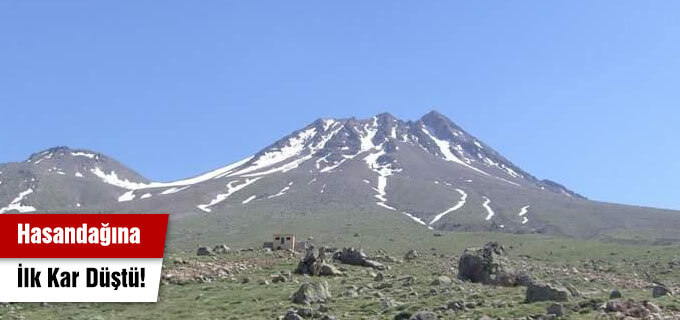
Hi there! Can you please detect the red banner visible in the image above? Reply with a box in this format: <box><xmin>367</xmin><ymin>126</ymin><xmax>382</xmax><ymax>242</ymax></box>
<box><xmin>0</xmin><ymin>214</ymin><xmax>168</xmax><ymax>258</ymax></box>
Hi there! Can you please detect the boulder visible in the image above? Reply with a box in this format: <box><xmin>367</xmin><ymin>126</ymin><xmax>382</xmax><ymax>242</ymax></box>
<box><xmin>292</xmin><ymin>281</ymin><xmax>332</xmax><ymax>305</ymax></box>
<box><xmin>457</xmin><ymin>242</ymin><xmax>522</xmax><ymax>287</ymax></box>
<box><xmin>652</xmin><ymin>284</ymin><xmax>673</xmax><ymax>298</ymax></box>
<box><xmin>404</xmin><ymin>250</ymin><xmax>419</xmax><ymax>261</ymax></box>
<box><xmin>295</xmin><ymin>246</ymin><xmax>344</xmax><ymax>277</ymax></box>
<box><xmin>409</xmin><ymin>311</ymin><xmax>437</xmax><ymax>320</ymax></box>
<box><xmin>546</xmin><ymin>303</ymin><xmax>565</xmax><ymax>317</ymax></box>
<box><xmin>196</xmin><ymin>246</ymin><xmax>213</xmax><ymax>256</ymax></box>
<box><xmin>604</xmin><ymin>300</ymin><xmax>652</xmax><ymax>318</ymax></box>
<box><xmin>333</xmin><ymin>248</ymin><xmax>386</xmax><ymax>270</ymax></box>
<box><xmin>212</xmin><ymin>244</ymin><xmax>230</xmax><ymax>254</ymax></box>
<box><xmin>283</xmin><ymin>311</ymin><xmax>304</xmax><ymax>320</ymax></box>
<box><xmin>525</xmin><ymin>281</ymin><xmax>572</xmax><ymax>303</ymax></box>
<box><xmin>610</xmin><ymin>289</ymin><xmax>622</xmax><ymax>299</ymax></box>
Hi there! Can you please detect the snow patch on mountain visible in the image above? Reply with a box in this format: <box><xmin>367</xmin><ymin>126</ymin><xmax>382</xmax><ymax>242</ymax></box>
<box><xmin>268</xmin><ymin>182</ymin><xmax>293</xmax><ymax>199</ymax></box>
<box><xmin>482</xmin><ymin>197</ymin><xmax>495</xmax><ymax>221</ymax></box>
<box><xmin>118</xmin><ymin>190</ymin><xmax>136</xmax><ymax>202</ymax></box>
<box><xmin>0</xmin><ymin>188</ymin><xmax>36</xmax><ymax>214</ymax></box>
<box><xmin>71</xmin><ymin>151</ymin><xmax>97</xmax><ymax>159</ymax></box>
<box><xmin>161</xmin><ymin>186</ymin><xmax>190</xmax><ymax>195</ymax></box>
<box><xmin>242</xmin><ymin>195</ymin><xmax>256</xmax><ymax>204</ymax></box>
<box><xmin>429</xmin><ymin>188</ymin><xmax>467</xmax><ymax>225</ymax></box>
<box><xmin>197</xmin><ymin>177</ymin><xmax>262</xmax><ymax>213</ymax></box>
<box><xmin>519</xmin><ymin>205</ymin><xmax>530</xmax><ymax>224</ymax></box>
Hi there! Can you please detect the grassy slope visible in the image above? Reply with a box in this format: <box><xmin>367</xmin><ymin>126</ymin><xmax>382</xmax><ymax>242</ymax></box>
<box><xmin>3</xmin><ymin>210</ymin><xmax>679</xmax><ymax>319</ymax></box>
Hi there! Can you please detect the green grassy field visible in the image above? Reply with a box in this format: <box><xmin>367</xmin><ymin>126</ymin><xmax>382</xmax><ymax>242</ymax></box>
<box><xmin>3</xmin><ymin>210</ymin><xmax>679</xmax><ymax>319</ymax></box>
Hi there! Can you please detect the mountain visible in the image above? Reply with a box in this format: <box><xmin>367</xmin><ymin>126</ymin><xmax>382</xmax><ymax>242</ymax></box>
<box><xmin>1</xmin><ymin>111</ymin><xmax>679</xmax><ymax>242</ymax></box>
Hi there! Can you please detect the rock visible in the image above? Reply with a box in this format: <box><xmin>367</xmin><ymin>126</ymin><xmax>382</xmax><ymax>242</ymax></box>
<box><xmin>652</xmin><ymin>284</ymin><xmax>673</xmax><ymax>298</ymax></box>
<box><xmin>272</xmin><ymin>274</ymin><xmax>287</xmax><ymax>283</ymax></box>
<box><xmin>457</xmin><ymin>242</ymin><xmax>522</xmax><ymax>287</ymax></box>
<box><xmin>295</xmin><ymin>246</ymin><xmax>344</xmax><ymax>277</ymax></box>
<box><xmin>604</xmin><ymin>300</ymin><xmax>651</xmax><ymax>318</ymax></box>
<box><xmin>546</xmin><ymin>303</ymin><xmax>565</xmax><ymax>316</ymax></box>
<box><xmin>394</xmin><ymin>311</ymin><xmax>412</xmax><ymax>320</ymax></box>
<box><xmin>196</xmin><ymin>246</ymin><xmax>213</xmax><ymax>256</ymax></box>
<box><xmin>610</xmin><ymin>289</ymin><xmax>622</xmax><ymax>299</ymax></box>
<box><xmin>283</xmin><ymin>311</ymin><xmax>304</xmax><ymax>320</ymax></box>
<box><xmin>446</xmin><ymin>300</ymin><xmax>465</xmax><ymax>311</ymax></box>
<box><xmin>333</xmin><ymin>247</ymin><xmax>386</xmax><ymax>270</ymax></box>
<box><xmin>320</xmin><ymin>316</ymin><xmax>336</xmax><ymax>320</ymax></box>
<box><xmin>297</xmin><ymin>307</ymin><xmax>314</xmax><ymax>318</ymax></box>
<box><xmin>292</xmin><ymin>281</ymin><xmax>332</xmax><ymax>305</ymax></box>
<box><xmin>644</xmin><ymin>301</ymin><xmax>662</xmax><ymax>314</ymax></box>
<box><xmin>525</xmin><ymin>281</ymin><xmax>572</xmax><ymax>303</ymax></box>
<box><xmin>375</xmin><ymin>272</ymin><xmax>385</xmax><ymax>282</ymax></box>
<box><xmin>404</xmin><ymin>250</ymin><xmax>419</xmax><ymax>261</ymax></box>
<box><xmin>410</xmin><ymin>311</ymin><xmax>437</xmax><ymax>320</ymax></box>
<box><xmin>431</xmin><ymin>276</ymin><xmax>452</xmax><ymax>286</ymax></box>
<box><xmin>258</xmin><ymin>279</ymin><xmax>270</xmax><ymax>285</ymax></box>
<box><xmin>213</xmin><ymin>244</ymin><xmax>230</xmax><ymax>254</ymax></box>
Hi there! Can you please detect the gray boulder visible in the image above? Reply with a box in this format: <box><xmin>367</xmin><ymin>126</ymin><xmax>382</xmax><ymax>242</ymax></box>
<box><xmin>525</xmin><ymin>281</ymin><xmax>572</xmax><ymax>303</ymax></box>
<box><xmin>652</xmin><ymin>284</ymin><xmax>673</xmax><ymax>298</ymax></box>
<box><xmin>283</xmin><ymin>311</ymin><xmax>304</xmax><ymax>320</ymax></box>
<box><xmin>546</xmin><ymin>303</ymin><xmax>565</xmax><ymax>316</ymax></box>
<box><xmin>333</xmin><ymin>247</ymin><xmax>386</xmax><ymax>270</ymax></box>
<box><xmin>292</xmin><ymin>281</ymin><xmax>332</xmax><ymax>305</ymax></box>
<box><xmin>212</xmin><ymin>244</ymin><xmax>230</xmax><ymax>254</ymax></box>
<box><xmin>410</xmin><ymin>311</ymin><xmax>437</xmax><ymax>320</ymax></box>
<box><xmin>196</xmin><ymin>246</ymin><xmax>213</xmax><ymax>256</ymax></box>
<box><xmin>295</xmin><ymin>246</ymin><xmax>343</xmax><ymax>277</ymax></box>
<box><xmin>404</xmin><ymin>249</ymin><xmax>419</xmax><ymax>261</ymax></box>
<box><xmin>457</xmin><ymin>242</ymin><xmax>522</xmax><ymax>287</ymax></box>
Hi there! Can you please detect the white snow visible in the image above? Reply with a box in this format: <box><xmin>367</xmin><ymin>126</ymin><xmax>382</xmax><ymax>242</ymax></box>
<box><xmin>359</xmin><ymin>117</ymin><xmax>378</xmax><ymax>151</ymax></box>
<box><xmin>91</xmin><ymin>167</ymin><xmax>148</xmax><ymax>190</ymax></box>
<box><xmin>118</xmin><ymin>190</ymin><xmax>136</xmax><ymax>202</ymax></box>
<box><xmin>232</xmin><ymin>123</ymin><xmax>342</xmax><ymax>177</ymax></box>
<box><xmin>75</xmin><ymin>172</ymin><xmax>83</xmax><ymax>177</ymax></box>
<box><xmin>92</xmin><ymin>156</ymin><xmax>255</xmax><ymax>193</ymax></box>
<box><xmin>519</xmin><ymin>205</ymin><xmax>530</xmax><ymax>224</ymax></box>
<box><xmin>242</xmin><ymin>195</ymin><xmax>256</xmax><ymax>204</ymax></box>
<box><xmin>71</xmin><ymin>151</ymin><xmax>96</xmax><ymax>159</ymax></box>
<box><xmin>363</xmin><ymin>179</ymin><xmax>370</xmax><ymax>184</ymax></box>
<box><xmin>56</xmin><ymin>171</ymin><xmax>66</xmax><ymax>175</ymax></box>
<box><xmin>140</xmin><ymin>193</ymin><xmax>152</xmax><ymax>199</ymax></box>
<box><xmin>0</xmin><ymin>188</ymin><xmax>36</xmax><ymax>214</ymax></box>
<box><xmin>268</xmin><ymin>182</ymin><xmax>293</xmax><ymax>199</ymax></box>
<box><xmin>319</xmin><ymin>159</ymin><xmax>346</xmax><ymax>173</ymax></box>
<box><xmin>76</xmin><ymin>203</ymin><xmax>81</xmax><ymax>207</ymax></box>
<box><xmin>160</xmin><ymin>186</ymin><xmax>190</xmax><ymax>195</ymax></box>
<box><xmin>400</xmin><ymin>211</ymin><xmax>433</xmax><ymax>230</ymax></box>
<box><xmin>434</xmin><ymin>181</ymin><xmax>439</xmax><ymax>184</ymax></box>
<box><xmin>421</xmin><ymin>127</ymin><xmax>492</xmax><ymax>177</ymax></box>
<box><xmin>518</xmin><ymin>205</ymin><xmax>530</xmax><ymax>216</ymax></box>
<box><xmin>231</xmin><ymin>128</ymin><xmax>318</xmax><ymax>176</ymax></box>
<box><xmin>482</xmin><ymin>197</ymin><xmax>495</xmax><ymax>221</ymax></box>
<box><xmin>197</xmin><ymin>177</ymin><xmax>262</xmax><ymax>212</ymax></box>
<box><xmin>474</xmin><ymin>141</ymin><xmax>484</xmax><ymax>149</ymax></box>
<box><xmin>429</xmin><ymin>188</ymin><xmax>467</xmax><ymax>225</ymax></box>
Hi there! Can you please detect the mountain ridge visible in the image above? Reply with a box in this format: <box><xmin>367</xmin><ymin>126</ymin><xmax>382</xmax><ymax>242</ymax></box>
<box><xmin>1</xmin><ymin>111</ymin><xmax>678</xmax><ymax>242</ymax></box>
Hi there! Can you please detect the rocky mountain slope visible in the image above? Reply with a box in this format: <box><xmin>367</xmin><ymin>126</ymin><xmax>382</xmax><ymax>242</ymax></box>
<box><xmin>1</xmin><ymin>111</ymin><xmax>678</xmax><ymax>241</ymax></box>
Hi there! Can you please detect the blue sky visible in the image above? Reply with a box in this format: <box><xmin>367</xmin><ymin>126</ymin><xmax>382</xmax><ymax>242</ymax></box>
<box><xmin>1</xmin><ymin>1</ymin><xmax>679</xmax><ymax>210</ymax></box>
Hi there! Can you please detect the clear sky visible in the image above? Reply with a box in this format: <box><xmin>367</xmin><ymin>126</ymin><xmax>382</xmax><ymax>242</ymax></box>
<box><xmin>1</xmin><ymin>1</ymin><xmax>679</xmax><ymax>210</ymax></box>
